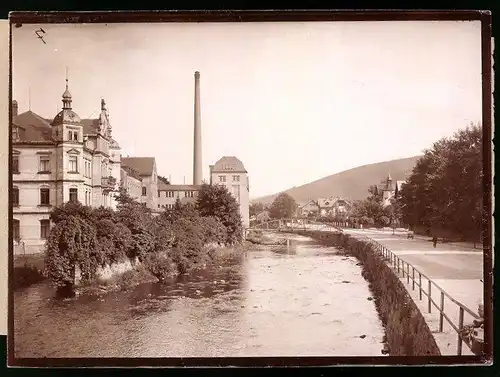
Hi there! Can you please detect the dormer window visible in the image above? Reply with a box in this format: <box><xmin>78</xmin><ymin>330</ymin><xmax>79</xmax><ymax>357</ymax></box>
<box><xmin>68</xmin><ymin>130</ymin><xmax>78</xmax><ymax>141</ymax></box>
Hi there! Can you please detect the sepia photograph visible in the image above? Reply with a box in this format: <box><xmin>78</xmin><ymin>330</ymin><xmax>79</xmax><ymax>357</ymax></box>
<box><xmin>9</xmin><ymin>11</ymin><xmax>492</xmax><ymax>366</ymax></box>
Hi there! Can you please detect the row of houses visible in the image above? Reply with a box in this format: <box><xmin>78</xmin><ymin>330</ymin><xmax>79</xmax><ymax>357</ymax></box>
<box><xmin>297</xmin><ymin>196</ymin><xmax>352</xmax><ymax>218</ymax></box>
<box><xmin>296</xmin><ymin>174</ymin><xmax>405</xmax><ymax>218</ymax></box>
<box><xmin>12</xmin><ymin>78</ymin><xmax>250</xmax><ymax>254</ymax></box>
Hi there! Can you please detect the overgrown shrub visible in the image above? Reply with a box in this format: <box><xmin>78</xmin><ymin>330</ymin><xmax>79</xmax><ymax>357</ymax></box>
<box><xmin>45</xmin><ymin>216</ymin><xmax>98</xmax><ymax>287</ymax></box>
<box><xmin>196</xmin><ymin>183</ymin><xmax>243</xmax><ymax>244</ymax></box>
<box><xmin>198</xmin><ymin>216</ymin><xmax>227</xmax><ymax>245</ymax></box>
<box><xmin>142</xmin><ymin>252</ymin><xmax>176</xmax><ymax>282</ymax></box>
<box><xmin>45</xmin><ymin>181</ymin><xmax>245</xmax><ymax>290</ymax></box>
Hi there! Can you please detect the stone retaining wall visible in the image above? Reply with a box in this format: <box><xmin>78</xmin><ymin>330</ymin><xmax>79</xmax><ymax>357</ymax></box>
<box><xmin>295</xmin><ymin>230</ymin><xmax>441</xmax><ymax>356</ymax></box>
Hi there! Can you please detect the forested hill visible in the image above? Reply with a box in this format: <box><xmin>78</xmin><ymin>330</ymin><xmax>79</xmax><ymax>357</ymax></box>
<box><xmin>252</xmin><ymin>156</ymin><xmax>421</xmax><ymax>205</ymax></box>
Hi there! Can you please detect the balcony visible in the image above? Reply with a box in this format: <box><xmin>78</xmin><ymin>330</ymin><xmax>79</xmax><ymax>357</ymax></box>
<box><xmin>101</xmin><ymin>176</ymin><xmax>117</xmax><ymax>194</ymax></box>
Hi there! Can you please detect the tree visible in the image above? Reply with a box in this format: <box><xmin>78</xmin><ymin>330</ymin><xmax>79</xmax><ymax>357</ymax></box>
<box><xmin>115</xmin><ymin>192</ymin><xmax>156</xmax><ymax>260</ymax></box>
<box><xmin>114</xmin><ymin>185</ymin><xmax>137</xmax><ymax>207</ymax></box>
<box><xmin>196</xmin><ymin>183</ymin><xmax>243</xmax><ymax>244</ymax></box>
<box><xmin>399</xmin><ymin>123</ymin><xmax>482</xmax><ymax>242</ymax></box>
<box><xmin>50</xmin><ymin>201</ymin><xmax>95</xmax><ymax>224</ymax></box>
<box><xmin>269</xmin><ymin>193</ymin><xmax>297</xmax><ymax>219</ymax></box>
<box><xmin>250</xmin><ymin>202</ymin><xmax>266</xmax><ymax>218</ymax></box>
<box><xmin>158</xmin><ymin>175</ymin><xmax>171</xmax><ymax>185</ymax></box>
<box><xmin>45</xmin><ymin>216</ymin><xmax>98</xmax><ymax>287</ymax></box>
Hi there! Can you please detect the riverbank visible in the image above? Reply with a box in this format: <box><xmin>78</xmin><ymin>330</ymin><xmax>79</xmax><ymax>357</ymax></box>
<box><xmin>246</xmin><ymin>230</ymin><xmax>288</xmax><ymax>246</ymax></box>
<box><xmin>294</xmin><ymin>230</ymin><xmax>441</xmax><ymax>356</ymax></box>
<box><xmin>15</xmin><ymin>241</ymin><xmax>257</xmax><ymax>296</ymax></box>
<box><xmin>14</xmin><ymin>231</ymin><xmax>387</xmax><ymax>358</ymax></box>
<box><xmin>13</xmin><ymin>254</ymin><xmax>46</xmax><ymax>290</ymax></box>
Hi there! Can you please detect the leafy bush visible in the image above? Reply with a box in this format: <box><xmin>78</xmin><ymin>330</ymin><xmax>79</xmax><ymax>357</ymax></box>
<box><xmin>142</xmin><ymin>252</ymin><xmax>176</xmax><ymax>282</ymax></box>
<box><xmin>45</xmin><ymin>179</ymin><xmax>246</xmax><ymax>290</ymax></box>
<box><xmin>198</xmin><ymin>216</ymin><xmax>227</xmax><ymax>245</ymax></box>
<box><xmin>196</xmin><ymin>183</ymin><xmax>243</xmax><ymax>244</ymax></box>
<box><xmin>45</xmin><ymin>216</ymin><xmax>98</xmax><ymax>287</ymax></box>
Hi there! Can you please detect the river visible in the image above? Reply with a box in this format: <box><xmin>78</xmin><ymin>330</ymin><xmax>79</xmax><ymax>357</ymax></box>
<box><xmin>14</xmin><ymin>233</ymin><xmax>386</xmax><ymax>358</ymax></box>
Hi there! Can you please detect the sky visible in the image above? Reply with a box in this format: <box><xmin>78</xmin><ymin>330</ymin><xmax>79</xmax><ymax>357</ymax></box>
<box><xmin>12</xmin><ymin>21</ymin><xmax>483</xmax><ymax>198</ymax></box>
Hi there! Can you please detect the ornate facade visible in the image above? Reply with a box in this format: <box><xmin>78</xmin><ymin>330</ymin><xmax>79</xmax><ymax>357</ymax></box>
<box><xmin>12</xmin><ymin>78</ymin><xmax>122</xmax><ymax>254</ymax></box>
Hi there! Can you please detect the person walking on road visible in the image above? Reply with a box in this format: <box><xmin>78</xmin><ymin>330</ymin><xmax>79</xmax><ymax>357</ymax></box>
<box><xmin>432</xmin><ymin>235</ymin><xmax>438</xmax><ymax>248</ymax></box>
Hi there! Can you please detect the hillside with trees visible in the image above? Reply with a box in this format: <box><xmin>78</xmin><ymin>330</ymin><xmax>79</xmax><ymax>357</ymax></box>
<box><xmin>252</xmin><ymin>156</ymin><xmax>421</xmax><ymax>205</ymax></box>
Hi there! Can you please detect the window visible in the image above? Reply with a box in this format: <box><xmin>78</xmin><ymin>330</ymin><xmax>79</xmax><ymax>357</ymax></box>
<box><xmin>12</xmin><ymin>155</ymin><xmax>19</xmax><ymax>174</ymax></box>
<box><xmin>158</xmin><ymin>190</ymin><xmax>161</xmax><ymax>198</ymax></box>
<box><xmin>142</xmin><ymin>187</ymin><xmax>147</xmax><ymax>196</ymax></box>
<box><xmin>232</xmin><ymin>185</ymin><xmax>240</xmax><ymax>202</ymax></box>
<box><xmin>40</xmin><ymin>220</ymin><xmax>50</xmax><ymax>240</ymax></box>
<box><xmin>84</xmin><ymin>160</ymin><xmax>92</xmax><ymax>178</ymax></box>
<box><xmin>12</xmin><ymin>127</ymin><xmax>19</xmax><ymax>140</ymax></box>
<box><xmin>68</xmin><ymin>130</ymin><xmax>78</xmax><ymax>141</ymax></box>
<box><xmin>68</xmin><ymin>156</ymin><xmax>78</xmax><ymax>173</ymax></box>
<box><xmin>219</xmin><ymin>175</ymin><xmax>226</xmax><ymax>183</ymax></box>
<box><xmin>167</xmin><ymin>191</ymin><xmax>174</xmax><ymax>198</ymax></box>
<box><xmin>12</xmin><ymin>187</ymin><xmax>19</xmax><ymax>207</ymax></box>
<box><xmin>233</xmin><ymin>175</ymin><xmax>240</xmax><ymax>182</ymax></box>
<box><xmin>185</xmin><ymin>191</ymin><xmax>194</xmax><ymax>198</ymax></box>
<box><xmin>158</xmin><ymin>204</ymin><xmax>161</xmax><ymax>208</ymax></box>
<box><xmin>40</xmin><ymin>188</ymin><xmax>50</xmax><ymax>206</ymax></box>
<box><xmin>13</xmin><ymin>219</ymin><xmax>20</xmax><ymax>242</ymax></box>
<box><xmin>39</xmin><ymin>156</ymin><xmax>50</xmax><ymax>173</ymax></box>
<box><xmin>69</xmin><ymin>188</ymin><xmax>78</xmax><ymax>203</ymax></box>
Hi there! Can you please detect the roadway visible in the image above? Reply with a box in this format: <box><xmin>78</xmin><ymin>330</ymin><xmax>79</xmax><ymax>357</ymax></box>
<box><xmin>343</xmin><ymin>228</ymin><xmax>484</xmax><ymax>355</ymax></box>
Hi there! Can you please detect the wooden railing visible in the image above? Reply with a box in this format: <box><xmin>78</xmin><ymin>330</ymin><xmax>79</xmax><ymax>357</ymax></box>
<box><xmin>355</xmin><ymin>234</ymin><xmax>481</xmax><ymax>356</ymax></box>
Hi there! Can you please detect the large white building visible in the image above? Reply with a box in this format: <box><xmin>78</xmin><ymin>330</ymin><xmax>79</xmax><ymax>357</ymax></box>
<box><xmin>12</xmin><ymin>72</ymin><xmax>251</xmax><ymax>254</ymax></box>
<box><xmin>209</xmin><ymin>156</ymin><xmax>250</xmax><ymax>229</ymax></box>
<box><xmin>12</xmin><ymin>78</ymin><xmax>124</xmax><ymax>254</ymax></box>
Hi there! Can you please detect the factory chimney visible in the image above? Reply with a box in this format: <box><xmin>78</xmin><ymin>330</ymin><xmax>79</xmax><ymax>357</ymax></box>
<box><xmin>193</xmin><ymin>71</ymin><xmax>202</xmax><ymax>185</ymax></box>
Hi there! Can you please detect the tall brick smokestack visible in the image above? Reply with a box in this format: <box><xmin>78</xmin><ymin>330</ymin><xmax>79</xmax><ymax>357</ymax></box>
<box><xmin>193</xmin><ymin>71</ymin><xmax>202</xmax><ymax>185</ymax></box>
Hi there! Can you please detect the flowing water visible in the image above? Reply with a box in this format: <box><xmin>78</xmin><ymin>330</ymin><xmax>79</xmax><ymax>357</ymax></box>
<box><xmin>14</xmin><ymin>233</ymin><xmax>385</xmax><ymax>358</ymax></box>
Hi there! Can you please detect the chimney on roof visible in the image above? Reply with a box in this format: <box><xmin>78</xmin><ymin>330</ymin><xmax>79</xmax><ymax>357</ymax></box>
<box><xmin>12</xmin><ymin>100</ymin><xmax>18</xmax><ymax>117</ymax></box>
<box><xmin>193</xmin><ymin>71</ymin><xmax>202</xmax><ymax>185</ymax></box>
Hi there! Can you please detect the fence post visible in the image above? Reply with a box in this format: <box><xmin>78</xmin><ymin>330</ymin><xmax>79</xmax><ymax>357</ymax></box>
<box><xmin>406</xmin><ymin>263</ymin><xmax>410</xmax><ymax>284</ymax></box>
<box><xmin>402</xmin><ymin>261</ymin><xmax>405</xmax><ymax>277</ymax></box>
<box><xmin>457</xmin><ymin>307</ymin><xmax>464</xmax><ymax>355</ymax></box>
<box><xmin>397</xmin><ymin>258</ymin><xmax>400</xmax><ymax>274</ymax></box>
<box><xmin>419</xmin><ymin>273</ymin><xmax>422</xmax><ymax>300</ymax></box>
<box><xmin>428</xmin><ymin>280</ymin><xmax>432</xmax><ymax>313</ymax></box>
<box><xmin>439</xmin><ymin>292</ymin><xmax>445</xmax><ymax>332</ymax></box>
<box><xmin>412</xmin><ymin>267</ymin><xmax>415</xmax><ymax>290</ymax></box>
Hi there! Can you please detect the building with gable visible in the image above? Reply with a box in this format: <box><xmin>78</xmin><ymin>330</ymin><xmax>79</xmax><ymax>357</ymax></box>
<box><xmin>12</xmin><ymin>77</ymin><xmax>123</xmax><ymax>254</ymax></box>
<box><xmin>209</xmin><ymin>156</ymin><xmax>250</xmax><ymax>229</ymax></box>
<box><xmin>120</xmin><ymin>157</ymin><xmax>159</xmax><ymax>209</ymax></box>
<box><xmin>377</xmin><ymin>173</ymin><xmax>406</xmax><ymax>207</ymax></box>
<box><xmin>11</xmin><ymin>71</ymin><xmax>251</xmax><ymax>254</ymax></box>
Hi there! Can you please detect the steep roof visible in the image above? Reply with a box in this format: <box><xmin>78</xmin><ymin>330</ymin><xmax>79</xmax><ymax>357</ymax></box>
<box><xmin>299</xmin><ymin>199</ymin><xmax>319</xmax><ymax>208</ymax></box>
<box><xmin>317</xmin><ymin>197</ymin><xmax>336</xmax><ymax>208</ymax></box>
<box><xmin>121</xmin><ymin>165</ymin><xmax>143</xmax><ymax>181</ymax></box>
<box><xmin>13</xmin><ymin>110</ymin><xmax>107</xmax><ymax>143</ymax></box>
<box><xmin>211</xmin><ymin>156</ymin><xmax>247</xmax><ymax>173</ymax></box>
<box><xmin>13</xmin><ymin>111</ymin><xmax>54</xmax><ymax>143</ymax></box>
<box><xmin>81</xmin><ymin>118</ymin><xmax>100</xmax><ymax>135</ymax></box>
<box><xmin>121</xmin><ymin>157</ymin><xmax>156</xmax><ymax>177</ymax></box>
